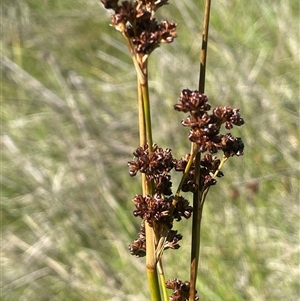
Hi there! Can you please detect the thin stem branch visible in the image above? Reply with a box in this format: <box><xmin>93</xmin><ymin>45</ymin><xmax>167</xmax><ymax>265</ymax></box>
<box><xmin>157</xmin><ymin>260</ymin><xmax>169</xmax><ymax>301</ymax></box>
<box><xmin>201</xmin><ymin>155</ymin><xmax>228</xmax><ymax>205</ymax></box>
<box><xmin>173</xmin><ymin>144</ymin><xmax>197</xmax><ymax>206</ymax></box>
<box><xmin>122</xmin><ymin>33</ymin><xmax>146</xmax><ymax>85</ymax></box>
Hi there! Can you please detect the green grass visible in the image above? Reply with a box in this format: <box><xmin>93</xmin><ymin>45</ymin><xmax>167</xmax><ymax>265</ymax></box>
<box><xmin>1</xmin><ymin>0</ymin><xmax>299</xmax><ymax>300</ymax></box>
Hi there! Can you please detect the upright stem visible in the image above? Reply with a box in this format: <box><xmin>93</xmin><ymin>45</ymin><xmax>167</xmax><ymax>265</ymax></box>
<box><xmin>141</xmin><ymin>80</ymin><xmax>154</xmax><ymax>150</ymax></box>
<box><xmin>189</xmin><ymin>149</ymin><xmax>201</xmax><ymax>301</ymax></box>
<box><xmin>189</xmin><ymin>1</ymin><xmax>211</xmax><ymax>300</ymax></box>
<box><xmin>138</xmin><ymin>73</ymin><xmax>161</xmax><ymax>300</ymax></box>
<box><xmin>198</xmin><ymin>0</ymin><xmax>211</xmax><ymax>94</ymax></box>
<box><xmin>138</xmin><ymin>79</ymin><xmax>146</xmax><ymax>146</ymax></box>
<box><xmin>126</xmin><ymin>27</ymin><xmax>159</xmax><ymax>297</ymax></box>
<box><xmin>145</xmin><ymin>218</ymin><xmax>161</xmax><ymax>301</ymax></box>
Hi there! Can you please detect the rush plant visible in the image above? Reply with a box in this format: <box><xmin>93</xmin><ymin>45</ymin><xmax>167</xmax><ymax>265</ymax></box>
<box><xmin>100</xmin><ymin>0</ymin><xmax>245</xmax><ymax>300</ymax></box>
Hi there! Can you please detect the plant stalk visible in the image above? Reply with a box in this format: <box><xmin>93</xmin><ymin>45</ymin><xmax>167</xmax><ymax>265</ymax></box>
<box><xmin>189</xmin><ymin>1</ymin><xmax>211</xmax><ymax>300</ymax></box>
<box><xmin>198</xmin><ymin>0</ymin><xmax>211</xmax><ymax>94</ymax></box>
<box><xmin>138</xmin><ymin>73</ymin><xmax>161</xmax><ymax>300</ymax></box>
<box><xmin>125</xmin><ymin>24</ymin><xmax>160</xmax><ymax>297</ymax></box>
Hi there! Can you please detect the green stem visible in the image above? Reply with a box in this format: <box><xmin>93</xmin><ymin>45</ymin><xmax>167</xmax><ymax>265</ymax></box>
<box><xmin>189</xmin><ymin>151</ymin><xmax>202</xmax><ymax>301</ymax></box>
<box><xmin>189</xmin><ymin>1</ymin><xmax>211</xmax><ymax>300</ymax></box>
<box><xmin>122</xmin><ymin>33</ymin><xmax>146</xmax><ymax>85</ymax></box>
<box><xmin>198</xmin><ymin>0</ymin><xmax>211</xmax><ymax>94</ymax></box>
<box><xmin>157</xmin><ymin>260</ymin><xmax>169</xmax><ymax>301</ymax></box>
<box><xmin>139</xmin><ymin>76</ymin><xmax>161</xmax><ymax>300</ymax></box>
<box><xmin>138</xmin><ymin>79</ymin><xmax>146</xmax><ymax>146</ymax></box>
<box><xmin>141</xmin><ymin>80</ymin><xmax>154</xmax><ymax>151</ymax></box>
<box><xmin>174</xmin><ymin>144</ymin><xmax>196</xmax><ymax>202</ymax></box>
<box><xmin>124</xmin><ymin>26</ymin><xmax>160</xmax><ymax>298</ymax></box>
<box><xmin>139</xmin><ymin>65</ymin><xmax>161</xmax><ymax>301</ymax></box>
<box><xmin>146</xmin><ymin>219</ymin><xmax>161</xmax><ymax>301</ymax></box>
<box><xmin>201</xmin><ymin>155</ymin><xmax>228</xmax><ymax>204</ymax></box>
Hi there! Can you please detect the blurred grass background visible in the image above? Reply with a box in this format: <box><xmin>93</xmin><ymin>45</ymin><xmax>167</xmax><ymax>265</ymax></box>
<box><xmin>1</xmin><ymin>0</ymin><xmax>299</xmax><ymax>300</ymax></box>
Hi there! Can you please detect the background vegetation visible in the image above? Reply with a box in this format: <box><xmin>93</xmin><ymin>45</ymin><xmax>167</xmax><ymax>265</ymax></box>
<box><xmin>2</xmin><ymin>0</ymin><xmax>299</xmax><ymax>300</ymax></box>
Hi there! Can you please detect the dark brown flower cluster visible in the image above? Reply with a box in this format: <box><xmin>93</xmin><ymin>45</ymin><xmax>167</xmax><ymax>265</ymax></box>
<box><xmin>166</xmin><ymin>279</ymin><xmax>198</xmax><ymax>301</ymax></box>
<box><xmin>164</xmin><ymin>229</ymin><xmax>182</xmax><ymax>250</ymax></box>
<box><xmin>174</xmin><ymin>89</ymin><xmax>245</xmax><ymax>156</ymax></box>
<box><xmin>128</xmin><ymin>143</ymin><xmax>193</xmax><ymax>256</ymax></box>
<box><xmin>128</xmin><ymin>220</ymin><xmax>146</xmax><ymax>257</ymax></box>
<box><xmin>129</xmin><ymin>222</ymin><xmax>183</xmax><ymax>257</ymax></box>
<box><xmin>128</xmin><ymin>143</ymin><xmax>174</xmax><ymax>195</ymax></box>
<box><xmin>131</xmin><ymin>193</ymin><xmax>192</xmax><ymax>228</ymax></box>
<box><xmin>175</xmin><ymin>154</ymin><xmax>224</xmax><ymax>192</ymax></box>
<box><xmin>100</xmin><ymin>0</ymin><xmax>176</xmax><ymax>55</ymax></box>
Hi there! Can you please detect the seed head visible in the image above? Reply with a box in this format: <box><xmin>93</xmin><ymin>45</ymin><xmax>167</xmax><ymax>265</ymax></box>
<box><xmin>166</xmin><ymin>278</ymin><xmax>198</xmax><ymax>301</ymax></box>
